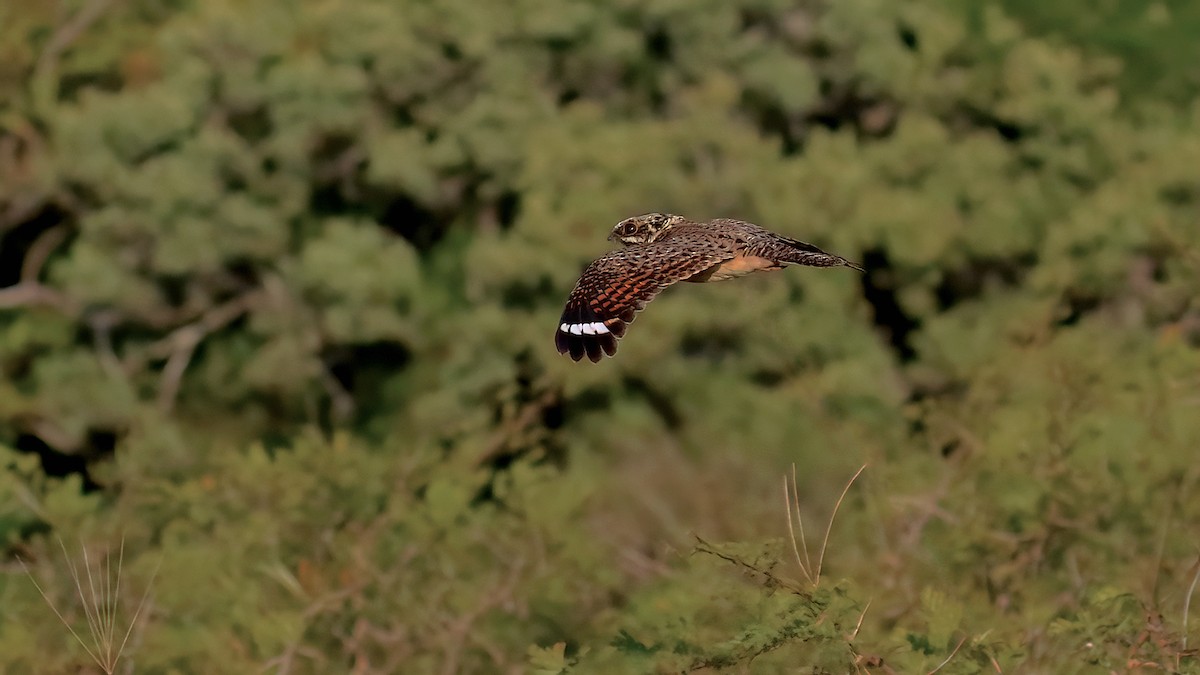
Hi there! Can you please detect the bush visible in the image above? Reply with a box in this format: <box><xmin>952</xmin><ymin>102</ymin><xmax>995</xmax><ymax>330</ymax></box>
<box><xmin>2</xmin><ymin>0</ymin><xmax>1198</xmax><ymax>672</ymax></box>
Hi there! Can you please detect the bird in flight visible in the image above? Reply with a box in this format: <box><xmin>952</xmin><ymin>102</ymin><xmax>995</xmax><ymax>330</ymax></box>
<box><xmin>555</xmin><ymin>213</ymin><xmax>863</xmax><ymax>362</ymax></box>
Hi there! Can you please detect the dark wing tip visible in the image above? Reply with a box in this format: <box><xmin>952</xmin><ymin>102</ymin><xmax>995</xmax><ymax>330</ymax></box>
<box><xmin>555</xmin><ymin>326</ymin><xmax>619</xmax><ymax>363</ymax></box>
<box><xmin>556</xmin><ymin>301</ymin><xmax>624</xmax><ymax>363</ymax></box>
<box><xmin>584</xmin><ymin>336</ymin><xmax>604</xmax><ymax>363</ymax></box>
<box><xmin>599</xmin><ymin>332</ymin><xmax>618</xmax><ymax>356</ymax></box>
<box><xmin>606</xmin><ymin>318</ymin><xmax>627</xmax><ymax>338</ymax></box>
<box><xmin>555</xmin><ymin>327</ymin><xmax>572</xmax><ymax>356</ymax></box>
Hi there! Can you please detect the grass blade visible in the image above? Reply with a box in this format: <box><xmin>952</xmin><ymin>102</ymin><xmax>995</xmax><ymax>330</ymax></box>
<box><xmin>21</xmin><ymin>536</ymin><xmax>156</xmax><ymax>675</ymax></box>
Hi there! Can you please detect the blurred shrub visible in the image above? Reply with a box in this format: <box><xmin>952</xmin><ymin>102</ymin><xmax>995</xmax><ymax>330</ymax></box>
<box><xmin>1</xmin><ymin>0</ymin><xmax>1198</xmax><ymax>672</ymax></box>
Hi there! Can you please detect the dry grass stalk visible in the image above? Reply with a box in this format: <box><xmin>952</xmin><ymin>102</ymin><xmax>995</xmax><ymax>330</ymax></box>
<box><xmin>19</xmin><ymin>538</ymin><xmax>157</xmax><ymax>675</ymax></box>
<box><xmin>784</xmin><ymin>462</ymin><xmax>868</xmax><ymax>588</ymax></box>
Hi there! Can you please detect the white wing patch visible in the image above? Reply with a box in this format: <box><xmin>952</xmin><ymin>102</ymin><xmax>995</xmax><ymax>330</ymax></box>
<box><xmin>560</xmin><ymin>321</ymin><xmax>609</xmax><ymax>336</ymax></box>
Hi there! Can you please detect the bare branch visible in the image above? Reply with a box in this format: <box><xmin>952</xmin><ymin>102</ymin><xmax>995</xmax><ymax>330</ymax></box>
<box><xmin>472</xmin><ymin>388</ymin><xmax>561</xmax><ymax>467</ymax></box>
<box><xmin>34</xmin><ymin>0</ymin><xmax>116</xmax><ymax>81</ymax></box>
<box><xmin>147</xmin><ymin>292</ymin><xmax>260</xmax><ymax>412</ymax></box>
<box><xmin>439</xmin><ymin>558</ymin><xmax>526</xmax><ymax>675</ymax></box>
<box><xmin>693</xmin><ymin>535</ymin><xmax>810</xmax><ymax>598</ymax></box>
<box><xmin>21</xmin><ymin>224</ymin><xmax>71</xmax><ymax>283</ymax></box>
<box><xmin>0</xmin><ymin>282</ymin><xmax>79</xmax><ymax>313</ymax></box>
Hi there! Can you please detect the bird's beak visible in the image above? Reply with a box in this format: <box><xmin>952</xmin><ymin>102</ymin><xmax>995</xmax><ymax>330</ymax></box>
<box><xmin>607</xmin><ymin>231</ymin><xmax>616</xmax><ymax>242</ymax></box>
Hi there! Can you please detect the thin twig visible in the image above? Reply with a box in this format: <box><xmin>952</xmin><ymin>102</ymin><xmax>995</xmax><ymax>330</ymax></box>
<box><xmin>816</xmin><ymin>464</ymin><xmax>868</xmax><ymax>583</ymax></box>
<box><xmin>263</xmin><ymin>570</ymin><xmax>376</xmax><ymax>674</ymax></box>
<box><xmin>0</xmin><ymin>282</ymin><xmax>78</xmax><ymax>313</ymax></box>
<box><xmin>34</xmin><ymin>0</ymin><xmax>115</xmax><ymax>81</ymax></box>
<box><xmin>787</xmin><ymin>466</ymin><xmax>816</xmax><ymax>581</ymax></box>
<box><xmin>145</xmin><ymin>292</ymin><xmax>259</xmax><ymax>412</ymax></box>
<box><xmin>1183</xmin><ymin>554</ymin><xmax>1200</xmax><ymax>654</ymax></box>
<box><xmin>785</xmin><ymin>463</ymin><xmax>868</xmax><ymax>588</ymax></box>
<box><xmin>439</xmin><ymin>559</ymin><xmax>526</xmax><ymax>675</ymax></box>
<box><xmin>0</xmin><ymin>121</ymin><xmax>54</xmax><ymax>230</ymax></box>
<box><xmin>472</xmin><ymin>388</ymin><xmax>561</xmax><ymax>467</ymax></box>
<box><xmin>21</xmin><ymin>538</ymin><xmax>158</xmax><ymax>674</ymax></box>
<box><xmin>927</xmin><ymin>635</ymin><xmax>968</xmax><ymax>675</ymax></box>
<box><xmin>19</xmin><ymin>555</ymin><xmax>105</xmax><ymax>669</ymax></box>
<box><xmin>116</xmin><ymin>540</ymin><xmax>158</xmax><ymax>671</ymax></box>
<box><xmin>88</xmin><ymin>310</ymin><xmax>126</xmax><ymax>378</ymax></box>
<box><xmin>849</xmin><ymin>599</ymin><xmax>872</xmax><ymax>641</ymax></box>
<box><xmin>106</xmin><ymin>542</ymin><xmax>120</xmax><ymax>665</ymax></box>
<box><xmin>20</xmin><ymin>224</ymin><xmax>70</xmax><ymax>283</ymax></box>
<box><xmin>141</xmin><ymin>291</ymin><xmax>260</xmax><ymax>362</ymax></box>
<box><xmin>27</xmin><ymin>417</ymin><xmax>83</xmax><ymax>454</ymax></box>
<box><xmin>693</xmin><ymin>536</ymin><xmax>809</xmax><ymax>597</ymax></box>
<box><xmin>156</xmin><ymin>328</ymin><xmax>202</xmax><ymax>412</ymax></box>
<box><xmin>71</xmin><ymin>541</ymin><xmax>108</xmax><ymax>669</ymax></box>
<box><xmin>792</xmin><ymin>464</ymin><xmax>812</xmax><ymax>575</ymax></box>
<box><xmin>787</xmin><ymin>470</ymin><xmax>816</xmax><ymax>581</ymax></box>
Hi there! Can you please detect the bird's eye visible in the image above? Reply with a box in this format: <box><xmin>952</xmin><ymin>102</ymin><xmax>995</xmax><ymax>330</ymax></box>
<box><xmin>622</xmin><ymin>223</ymin><xmax>635</xmax><ymax>234</ymax></box>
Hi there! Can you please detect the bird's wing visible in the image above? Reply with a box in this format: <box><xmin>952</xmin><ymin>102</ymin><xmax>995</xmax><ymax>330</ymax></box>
<box><xmin>556</xmin><ymin>241</ymin><xmax>733</xmax><ymax>362</ymax></box>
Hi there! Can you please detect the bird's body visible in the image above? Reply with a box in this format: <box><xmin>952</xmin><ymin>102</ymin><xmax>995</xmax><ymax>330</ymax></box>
<box><xmin>556</xmin><ymin>214</ymin><xmax>862</xmax><ymax>362</ymax></box>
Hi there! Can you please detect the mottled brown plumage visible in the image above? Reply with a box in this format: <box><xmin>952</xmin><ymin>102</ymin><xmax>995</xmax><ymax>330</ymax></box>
<box><xmin>556</xmin><ymin>213</ymin><xmax>862</xmax><ymax>362</ymax></box>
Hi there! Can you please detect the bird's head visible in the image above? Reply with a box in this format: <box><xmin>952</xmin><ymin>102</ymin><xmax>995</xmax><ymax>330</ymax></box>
<box><xmin>607</xmin><ymin>213</ymin><xmax>685</xmax><ymax>246</ymax></box>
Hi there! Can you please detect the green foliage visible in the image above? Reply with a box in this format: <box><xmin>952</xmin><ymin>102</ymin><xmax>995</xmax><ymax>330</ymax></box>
<box><xmin>975</xmin><ymin>0</ymin><xmax>1200</xmax><ymax>106</ymax></box>
<box><xmin>2</xmin><ymin>0</ymin><xmax>1200</xmax><ymax>673</ymax></box>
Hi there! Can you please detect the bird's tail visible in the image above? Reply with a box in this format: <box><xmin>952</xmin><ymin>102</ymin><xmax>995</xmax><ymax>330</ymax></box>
<box><xmin>776</xmin><ymin>236</ymin><xmax>865</xmax><ymax>272</ymax></box>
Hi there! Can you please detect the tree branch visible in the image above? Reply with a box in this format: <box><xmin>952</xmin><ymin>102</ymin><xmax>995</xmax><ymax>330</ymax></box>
<box><xmin>0</xmin><ymin>282</ymin><xmax>79</xmax><ymax>313</ymax></box>
<box><xmin>34</xmin><ymin>0</ymin><xmax>116</xmax><ymax>81</ymax></box>
<box><xmin>143</xmin><ymin>291</ymin><xmax>261</xmax><ymax>412</ymax></box>
<box><xmin>21</xmin><ymin>224</ymin><xmax>71</xmax><ymax>283</ymax></box>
